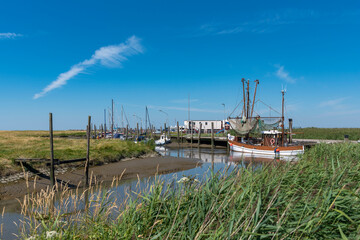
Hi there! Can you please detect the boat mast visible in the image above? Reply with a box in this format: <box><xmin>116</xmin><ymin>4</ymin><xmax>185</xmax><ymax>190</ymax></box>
<box><xmin>111</xmin><ymin>99</ymin><xmax>114</xmax><ymax>136</ymax></box>
<box><xmin>250</xmin><ymin>80</ymin><xmax>259</xmax><ymax>118</ymax></box>
<box><xmin>241</xmin><ymin>78</ymin><xmax>246</xmax><ymax>118</ymax></box>
<box><xmin>246</xmin><ymin>80</ymin><xmax>250</xmax><ymax>118</ymax></box>
<box><xmin>281</xmin><ymin>90</ymin><xmax>285</xmax><ymax>146</ymax></box>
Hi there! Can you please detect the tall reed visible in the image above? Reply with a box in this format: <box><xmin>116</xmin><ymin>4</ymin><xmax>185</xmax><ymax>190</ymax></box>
<box><xmin>19</xmin><ymin>143</ymin><xmax>360</xmax><ymax>239</ymax></box>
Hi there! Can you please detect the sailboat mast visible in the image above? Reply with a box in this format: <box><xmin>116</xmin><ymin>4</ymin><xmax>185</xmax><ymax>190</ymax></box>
<box><xmin>281</xmin><ymin>90</ymin><xmax>285</xmax><ymax>146</ymax></box>
<box><xmin>111</xmin><ymin>99</ymin><xmax>114</xmax><ymax>136</ymax></box>
<box><xmin>145</xmin><ymin>106</ymin><xmax>148</xmax><ymax>131</ymax></box>
<box><xmin>241</xmin><ymin>78</ymin><xmax>246</xmax><ymax>118</ymax></box>
<box><xmin>250</xmin><ymin>80</ymin><xmax>259</xmax><ymax>118</ymax></box>
<box><xmin>104</xmin><ymin>109</ymin><xmax>106</xmax><ymax>136</ymax></box>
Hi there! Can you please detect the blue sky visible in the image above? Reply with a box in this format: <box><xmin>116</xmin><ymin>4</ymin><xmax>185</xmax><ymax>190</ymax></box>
<box><xmin>0</xmin><ymin>0</ymin><xmax>359</xmax><ymax>130</ymax></box>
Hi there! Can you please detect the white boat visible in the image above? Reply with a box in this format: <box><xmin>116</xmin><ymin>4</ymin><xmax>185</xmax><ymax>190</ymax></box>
<box><xmin>155</xmin><ymin>134</ymin><xmax>171</xmax><ymax>145</ymax></box>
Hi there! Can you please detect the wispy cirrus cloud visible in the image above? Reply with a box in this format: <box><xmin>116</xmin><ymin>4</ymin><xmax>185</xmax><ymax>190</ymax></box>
<box><xmin>34</xmin><ymin>36</ymin><xmax>143</xmax><ymax>99</ymax></box>
<box><xmin>0</xmin><ymin>32</ymin><xmax>23</xmax><ymax>39</ymax></box>
<box><xmin>148</xmin><ymin>105</ymin><xmax>223</xmax><ymax>114</ymax></box>
<box><xmin>197</xmin><ymin>9</ymin><xmax>317</xmax><ymax>36</ymax></box>
<box><xmin>275</xmin><ymin>65</ymin><xmax>297</xmax><ymax>84</ymax></box>
<box><xmin>170</xmin><ymin>98</ymin><xmax>199</xmax><ymax>104</ymax></box>
<box><xmin>319</xmin><ymin>97</ymin><xmax>348</xmax><ymax>108</ymax></box>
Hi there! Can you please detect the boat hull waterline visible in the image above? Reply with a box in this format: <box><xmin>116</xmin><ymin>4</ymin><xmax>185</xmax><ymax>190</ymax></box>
<box><xmin>228</xmin><ymin>140</ymin><xmax>304</xmax><ymax>157</ymax></box>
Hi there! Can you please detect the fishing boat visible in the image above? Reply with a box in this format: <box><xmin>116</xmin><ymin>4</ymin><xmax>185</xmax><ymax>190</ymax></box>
<box><xmin>227</xmin><ymin>79</ymin><xmax>304</xmax><ymax>158</ymax></box>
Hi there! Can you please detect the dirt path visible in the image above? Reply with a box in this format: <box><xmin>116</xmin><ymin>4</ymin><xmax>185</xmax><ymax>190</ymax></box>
<box><xmin>0</xmin><ymin>156</ymin><xmax>201</xmax><ymax>202</ymax></box>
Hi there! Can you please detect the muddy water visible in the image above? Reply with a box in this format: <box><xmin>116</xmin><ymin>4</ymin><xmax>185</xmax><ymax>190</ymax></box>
<box><xmin>0</xmin><ymin>147</ymin><xmax>274</xmax><ymax>240</ymax></box>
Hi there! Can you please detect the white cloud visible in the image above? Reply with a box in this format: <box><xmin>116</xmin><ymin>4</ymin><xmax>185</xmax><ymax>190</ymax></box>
<box><xmin>34</xmin><ymin>36</ymin><xmax>143</xmax><ymax>99</ymax></box>
<box><xmin>0</xmin><ymin>32</ymin><xmax>23</xmax><ymax>39</ymax></box>
<box><xmin>275</xmin><ymin>65</ymin><xmax>297</xmax><ymax>84</ymax></box>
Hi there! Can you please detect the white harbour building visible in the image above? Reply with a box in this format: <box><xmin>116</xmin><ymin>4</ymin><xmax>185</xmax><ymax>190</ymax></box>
<box><xmin>184</xmin><ymin>120</ymin><xmax>230</xmax><ymax>133</ymax></box>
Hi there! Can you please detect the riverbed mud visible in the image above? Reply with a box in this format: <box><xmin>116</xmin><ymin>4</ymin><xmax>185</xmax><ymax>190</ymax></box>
<box><xmin>0</xmin><ymin>155</ymin><xmax>201</xmax><ymax>202</ymax></box>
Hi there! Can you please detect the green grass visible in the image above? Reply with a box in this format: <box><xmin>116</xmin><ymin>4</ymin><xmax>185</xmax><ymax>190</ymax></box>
<box><xmin>20</xmin><ymin>143</ymin><xmax>360</xmax><ymax>239</ymax></box>
<box><xmin>292</xmin><ymin>127</ymin><xmax>360</xmax><ymax>140</ymax></box>
<box><xmin>0</xmin><ymin>131</ymin><xmax>154</xmax><ymax>177</ymax></box>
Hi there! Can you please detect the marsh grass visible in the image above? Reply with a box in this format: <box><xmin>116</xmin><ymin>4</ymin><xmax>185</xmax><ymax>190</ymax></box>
<box><xmin>293</xmin><ymin>127</ymin><xmax>360</xmax><ymax>140</ymax></box>
<box><xmin>17</xmin><ymin>143</ymin><xmax>360</xmax><ymax>239</ymax></box>
<box><xmin>0</xmin><ymin>131</ymin><xmax>154</xmax><ymax>177</ymax></box>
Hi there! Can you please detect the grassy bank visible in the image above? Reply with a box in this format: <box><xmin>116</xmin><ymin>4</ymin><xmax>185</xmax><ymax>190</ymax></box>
<box><xmin>293</xmin><ymin>127</ymin><xmax>360</xmax><ymax>140</ymax></box>
<box><xmin>0</xmin><ymin>131</ymin><xmax>154</xmax><ymax>177</ymax></box>
<box><xmin>19</xmin><ymin>143</ymin><xmax>360</xmax><ymax>239</ymax></box>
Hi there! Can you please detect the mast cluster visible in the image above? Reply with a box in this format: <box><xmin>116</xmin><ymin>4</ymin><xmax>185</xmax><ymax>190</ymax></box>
<box><xmin>241</xmin><ymin>78</ymin><xmax>259</xmax><ymax>119</ymax></box>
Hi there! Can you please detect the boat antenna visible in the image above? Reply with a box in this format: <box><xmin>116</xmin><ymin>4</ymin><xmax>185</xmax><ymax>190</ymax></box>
<box><xmin>250</xmin><ymin>79</ymin><xmax>259</xmax><ymax>118</ymax></box>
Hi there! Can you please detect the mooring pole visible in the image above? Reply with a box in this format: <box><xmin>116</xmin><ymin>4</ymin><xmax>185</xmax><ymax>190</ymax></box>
<box><xmin>49</xmin><ymin>113</ymin><xmax>55</xmax><ymax>188</ymax></box>
<box><xmin>85</xmin><ymin>116</ymin><xmax>91</xmax><ymax>187</ymax></box>
<box><xmin>211</xmin><ymin>122</ymin><xmax>214</xmax><ymax>149</ymax></box>
<box><xmin>289</xmin><ymin>118</ymin><xmax>293</xmax><ymax>143</ymax></box>
<box><xmin>94</xmin><ymin>124</ymin><xmax>97</xmax><ymax>139</ymax></box>
<box><xmin>177</xmin><ymin>121</ymin><xmax>180</xmax><ymax>143</ymax></box>
<box><xmin>126</xmin><ymin>124</ymin><xmax>128</xmax><ymax>140</ymax></box>
<box><xmin>136</xmin><ymin>123</ymin><xmax>139</xmax><ymax>140</ymax></box>
<box><xmin>198</xmin><ymin>123</ymin><xmax>202</xmax><ymax>147</ymax></box>
<box><xmin>191</xmin><ymin>122</ymin><xmax>193</xmax><ymax>145</ymax></box>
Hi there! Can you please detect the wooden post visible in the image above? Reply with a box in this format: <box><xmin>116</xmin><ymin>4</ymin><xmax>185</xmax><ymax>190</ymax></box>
<box><xmin>289</xmin><ymin>118</ymin><xmax>293</xmax><ymax>143</ymax></box>
<box><xmin>164</xmin><ymin>123</ymin><xmax>166</xmax><ymax>137</ymax></box>
<box><xmin>126</xmin><ymin>124</ymin><xmax>128</xmax><ymax>140</ymax></box>
<box><xmin>101</xmin><ymin>124</ymin><xmax>104</xmax><ymax>138</ymax></box>
<box><xmin>160</xmin><ymin>126</ymin><xmax>163</xmax><ymax>136</ymax></box>
<box><xmin>85</xmin><ymin>116</ymin><xmax>91</xmax><ymax>187</ymax></box>
<box><xmin>191</xmin><ymin>124</ymin><xmax>193</xmax><ymax>145</ymax></box>
<box><xmin>177</xmin><ymin>121</ymin><xmax>180</xmax><ymax>143</ymax></box>
<box><xmin>136</xmin><ymin>123</ymin><xmax>139</xmax><ymax>140</ymax></box>
<box><xmin>227</xmin><ymin>137</ymin><xmax>230</xmax><ymax>154</ymax></box>
<box><xmin>49</xmin><ymin>113</ymin><xmax>55</xmax><ymax>188</ymax></box>
<box><xmin>94</xmin><ymin>124</ymin><xmax>97</xmax><ymax>139</ymax></box>
<box><xmin>198</xmin><ymin>122</ymin><xmax>202</xmax><ymax>146</ymax></box>
<box><xmin>211</xmin><ymin>122</ymin><xmax>214</xmax><ymax>149</ymax></box>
